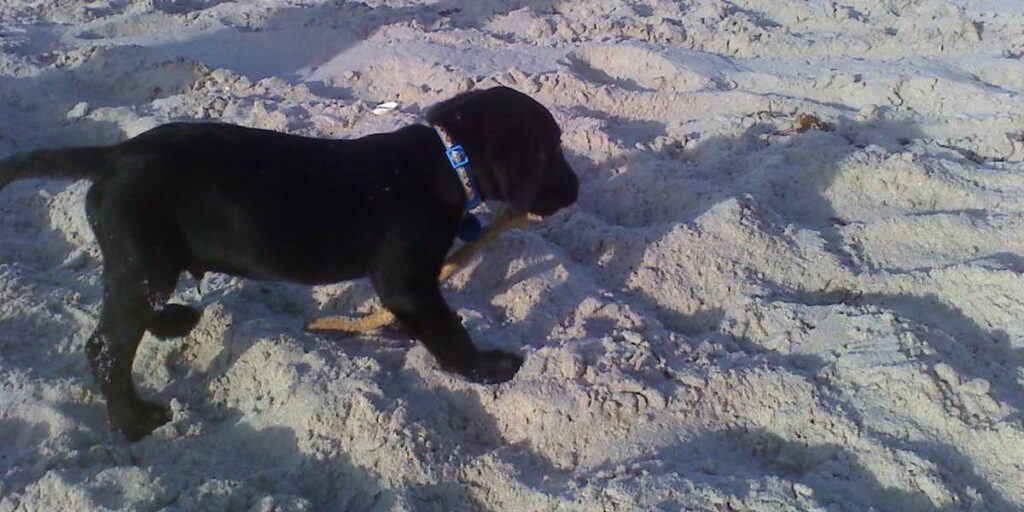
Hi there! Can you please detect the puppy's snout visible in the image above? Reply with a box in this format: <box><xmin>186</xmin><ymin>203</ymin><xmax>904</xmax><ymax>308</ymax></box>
<box><xmin>559</xmin><ymin>165</ymin><xmax>579</xmax><ymax>206</ymax></box>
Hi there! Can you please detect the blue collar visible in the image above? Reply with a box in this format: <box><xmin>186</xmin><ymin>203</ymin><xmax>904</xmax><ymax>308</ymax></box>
<box><xmin>433</xmin><ymin>125</ymin><xmax>482</xmax><ymax>211</ymax></box>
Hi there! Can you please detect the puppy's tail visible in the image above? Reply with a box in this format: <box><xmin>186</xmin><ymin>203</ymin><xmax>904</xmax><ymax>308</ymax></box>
<box><xmin>0</xmin><ymin>146</ymin><xmax>111</xmax><ymax>191</ymax></box>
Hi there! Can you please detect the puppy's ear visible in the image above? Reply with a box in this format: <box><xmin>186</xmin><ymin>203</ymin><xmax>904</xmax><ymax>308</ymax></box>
<box><xmin>425</xmin><ymin>87</ymin><xmax>527</xmax><ymax>137</ymax></box>
<box><xmin>425</xmin><ymin>89</ymin><xmax>489</xmax><ymax>134</ymax></box>
<box><xmin>426</xmin><ymin>87</ymin><xmax>554</xmax><ymax>214</ymax></box>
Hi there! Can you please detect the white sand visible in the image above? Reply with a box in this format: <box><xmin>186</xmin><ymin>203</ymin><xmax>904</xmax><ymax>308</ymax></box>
<box><xmin>2</xmin><ymin>1</ymin><xmax>1023</xmax><ymax>510</ymax></box>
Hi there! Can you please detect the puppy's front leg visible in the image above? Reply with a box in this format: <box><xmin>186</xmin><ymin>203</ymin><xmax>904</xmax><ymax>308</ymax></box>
<box><xmin>371</xmin><ymin>269</ymin><xmax>522</xmax><ymax>383</ymax></box>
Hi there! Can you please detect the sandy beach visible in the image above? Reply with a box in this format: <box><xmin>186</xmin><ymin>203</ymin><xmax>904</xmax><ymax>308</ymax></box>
<box><xmin>2</xmin><ymin>1</ymin><xmax>1023</xmax><ymax>510</ymax></box>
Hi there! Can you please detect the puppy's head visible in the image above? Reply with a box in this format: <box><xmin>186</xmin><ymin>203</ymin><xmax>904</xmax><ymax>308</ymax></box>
<box><xmin>426</xmin><ymin>87</ymin><xmax>578</xmax><ymax>217</ymax></box>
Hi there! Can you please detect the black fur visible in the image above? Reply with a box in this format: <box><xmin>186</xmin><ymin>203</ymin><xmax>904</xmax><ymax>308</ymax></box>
<box><xmin>0</xmin><ymin>87</ymin><xmax>578</xmax><ymax>441</ymax></box>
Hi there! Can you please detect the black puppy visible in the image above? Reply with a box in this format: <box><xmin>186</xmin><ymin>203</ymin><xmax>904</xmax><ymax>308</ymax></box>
<box><xmin>0</xmin><ymin>86</ymin><xmax>578</xmax><ymax>441</ymax></box>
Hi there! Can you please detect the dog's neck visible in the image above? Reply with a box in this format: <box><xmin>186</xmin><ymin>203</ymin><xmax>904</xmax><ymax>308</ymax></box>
<box><xmin>432</xmin><ymin>125</ymin><xmax>482</xmax><ymax>212</ymax></box>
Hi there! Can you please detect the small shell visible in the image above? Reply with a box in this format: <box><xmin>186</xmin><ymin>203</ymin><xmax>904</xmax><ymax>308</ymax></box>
<box><xmin>371</xmin><ymin>101</ymin><xmax>400</xmax><ymax>116</ymax></box>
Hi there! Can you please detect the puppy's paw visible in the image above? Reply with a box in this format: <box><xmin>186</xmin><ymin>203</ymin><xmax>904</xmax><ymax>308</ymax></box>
<box><xmin>467</xmin><ymin>350</ymin><xmax>523</xmax><ymax>384</ymax></box>
<box><xmin>111</xmin><ymin>399</ymin><xmax>172</xmax><ymax>442</ymax></box>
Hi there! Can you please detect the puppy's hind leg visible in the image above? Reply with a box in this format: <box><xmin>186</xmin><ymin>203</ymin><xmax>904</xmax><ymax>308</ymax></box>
<box><xmin>149</xmin><ymin>304</ymin><xmax>202</xmax><ymax>339</ymax></box>
<box><xmin>87</xmin><ymin>266</ymin><xmax>179</xmax><ymax>441</ymax></box>
<box><xmin>85</xmin><ymin>192</ymin><xmax>185</xmax><ymax>440</ymax></box>
<box><xmin>149</xmin><ymin>269</ymin><xmax>207</xmax><ymax>339</ymax></box>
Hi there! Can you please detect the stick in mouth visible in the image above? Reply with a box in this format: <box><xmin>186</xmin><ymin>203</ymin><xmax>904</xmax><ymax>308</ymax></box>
<box><xmin>305</xmin><ymin>207</ymin><xmax>533</xmax><ymax>333</ymax></box>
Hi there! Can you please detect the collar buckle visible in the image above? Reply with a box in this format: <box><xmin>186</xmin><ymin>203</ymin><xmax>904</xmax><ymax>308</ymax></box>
<box><xmin>445</xmin><ymin>145</ymin><xmax>470</xmax><ymax>168</ymax></box>
<box><xmin>433</xmin><ymin>125</ymin><xmax>482</xmax><ymax>213</ymax></box>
